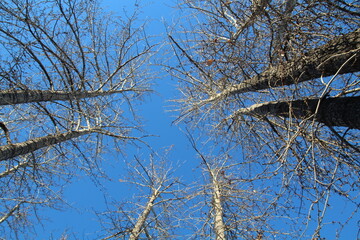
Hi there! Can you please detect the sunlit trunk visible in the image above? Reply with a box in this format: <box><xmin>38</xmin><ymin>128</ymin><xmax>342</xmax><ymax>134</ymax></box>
<box><xmin>213</xmin><ymin>178</ymin><xmax>226</xmax><ymax>240</ymax></box>
<box><xmin>129</xmin><ymin>188</ymin><xmax>160</xmax><ymax>240</ymax></box>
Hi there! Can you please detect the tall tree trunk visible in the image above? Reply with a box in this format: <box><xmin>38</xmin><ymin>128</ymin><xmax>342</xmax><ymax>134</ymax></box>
<box><xmin>0</xmin><ymin>129</ymin><xmax>96</xmax><ymax>161</ymax></box>
<box><xmin>232</xmin><ymin>96</ymin><xmax>360</xmax><ymax>129</ymax></box>
<box><xmin>213</xmin><ymin>178</ymin><xmax>226</xmax><ymax>240</ymax></box>
<box><xmin>207</xmin><ymin>28</ymin><xmax>360</xmax><ymax>102</ymax></box>
<box><xmin>129</xmin><ymin>188</ymin><xmax>160</xmax><ymax>240</ymax></box>
<box><xmin>0</xmin><ymin>89</ymin><xmax>131</xmax><ymax>105</ymax></box>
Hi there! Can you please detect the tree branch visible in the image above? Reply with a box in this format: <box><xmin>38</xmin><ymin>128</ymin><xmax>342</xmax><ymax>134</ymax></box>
<box><xmin>208</xmin><ymin>28</ymin><xmax>360</xmax><ymax>102</ymax></box>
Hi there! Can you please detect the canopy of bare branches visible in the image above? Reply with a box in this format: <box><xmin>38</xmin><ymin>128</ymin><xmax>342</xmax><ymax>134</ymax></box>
<box><xmin>0</xmin><ymin>0</ymin><xmax>152</xmax><ymax>237</ymax></box>
<box><xmin>170</xmin><ymin>0</ymin><xmax>360</xmax><ymax>238</ymax></box>
<box><xmin>0</xmin><ymin>0</ymin><xmax>359</xmax><ymax>239</ymax></box>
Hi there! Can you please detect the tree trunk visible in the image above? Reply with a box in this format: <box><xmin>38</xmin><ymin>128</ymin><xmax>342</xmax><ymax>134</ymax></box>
<box><xmin>208</xmin><ymin>28</ymin><xmax>360</xmax><ymax>101</ymax></box>
<box><xmin>129</xmin><ymin>188</ymin><xmax>160</xmax><ymax>240</ymax></box>
<box><xmin>233</xmin><ymin>96</ymin><xmax>360</xmax><ymax>129</ymax></box>
<box><xmin>0</xmin><ymin>129</ymin><xmax>96</xmax><ymax>161</ymax></box>
<box><xmin>0</xmin><ymin>90</ymin><xmax>129</xmax><ymax>105</ymax></box>
<box><xmin>213</xmin><ymin>178</ymin><xmax>226</xmax><ymax>240</ymax></box>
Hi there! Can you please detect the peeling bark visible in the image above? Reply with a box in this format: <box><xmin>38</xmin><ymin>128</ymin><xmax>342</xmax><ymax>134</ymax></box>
<box><xmin>0</xmin><ymin>129</ymin><xmax>96</xmax><ymax>161</ymax></box>
<box><xmin>208</xmin><ymin>28</ymin><xmax>360</xmax><ymax>102</ymax></box>
<box><xmin>0</xmin><ymin>89</ymin><xmax>130</xmax><ymax>105</ymax></box>
<box><xmin>232</xmin><ymin>96</ymin><xmax>360</xmax><ymax>129</ymax></box>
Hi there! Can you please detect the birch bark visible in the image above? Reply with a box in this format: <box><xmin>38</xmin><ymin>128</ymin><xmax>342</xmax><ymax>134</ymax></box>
<box><xmin>129</xmin><ymin>188</ymin><xmax>160</xmax><ymax>240</ymax></box>
<box><xmin>213</xmin><ymin>177</ymin><xmax>226</xmax><ymax>240</ymax></box>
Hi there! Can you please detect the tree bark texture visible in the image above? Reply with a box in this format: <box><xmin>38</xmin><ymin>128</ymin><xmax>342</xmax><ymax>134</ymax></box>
<box><xmin>211</xmin><ymin>28</ymin><xmax>360</xmax><ymax>100</ymax></box>
<box><xmin>213</xmin><ymin>178</ymin><xmax>226</xmax><ymax>240</ymax></box>
<box><xmin>129</xmin><ymin>188</ymin><xmax>160</xmax><ymax>240</ymax></box>
<box><xmin>0</xmin><ymin>90</ymin><xmax>126</xmax><ymax>105</ymax></box>
<box><xmin>0</xmin><ymin>129</ymin><xmax>95</xmax><ymax>161</ymax></box>
<box><xmin>234</xmin><ymin>96</ymin><xmax>360</xmax><ymax>129</ymax></box>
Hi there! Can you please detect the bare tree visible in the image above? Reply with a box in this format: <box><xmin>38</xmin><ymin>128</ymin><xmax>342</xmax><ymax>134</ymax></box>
<box><xmin>98</xmin><ymin>150</ymin><xmax>185</xmax><ymax>240</ymax></box>
<box><xmin>183</xmin><ymin>134</ymin><xmax>299</xmax><ymax>239</ymax></box>
<box><xmin>170</xmin><ymin>0</ymin><xmax>360</xmax><ymax>238</ymax></box>
<box><xmin>0</xmin><ymin>0</ymin><xmax>153</xmax><ymax>237</ymax></box>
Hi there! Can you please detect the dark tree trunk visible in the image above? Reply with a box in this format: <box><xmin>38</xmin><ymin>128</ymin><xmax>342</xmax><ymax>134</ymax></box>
<box><xmin>0</xmin><ymin>129</ymin><xmax>96</xmax><ymax>161</ymax></box>
<box><xmin>0</xmin><ymin>90</ymin><xmax>127</xmax><ymax>105</ymax></box>
<box><xmin>235</xmin><ymin>96</ymin><xmax>360</xmax><ymax>129</ymax></box>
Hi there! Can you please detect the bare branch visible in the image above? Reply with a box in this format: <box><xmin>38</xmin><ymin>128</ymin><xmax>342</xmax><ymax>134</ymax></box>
<box><xmin>207</xmin><ymin>28</ymin><xmax>360</xmax><ymax>103</ymax></box>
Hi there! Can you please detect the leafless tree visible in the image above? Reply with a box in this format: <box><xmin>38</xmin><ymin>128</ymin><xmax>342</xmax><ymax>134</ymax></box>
<box><xmin>0</xmin><ymin>0</ymin><xmax>153</xmax><ymax>237</ymax></box>
<box><xmin>170</xmin><ymin>0</ymin><xmax>360</xmax><ymax>238</ymax></box>
<box><xmin>182</xmin><ymin>134</ymin><xmax>302</xmax><ymax>239</ymax></box>
<box><xmin>98</xmin><ymin>150</ymin><xmax>185</xmax><ymax>240</ymax></box>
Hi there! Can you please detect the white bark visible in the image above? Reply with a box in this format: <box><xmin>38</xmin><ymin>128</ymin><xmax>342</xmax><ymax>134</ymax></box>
<box><xmin>213</xmin><ymin>178</ymin><xmax>226</xmax><ymax>240</ymax></box>
<box><xmin>129</xmin><ymin>188</ymin><xmax>160</xmax><ymax>240</ymax></box>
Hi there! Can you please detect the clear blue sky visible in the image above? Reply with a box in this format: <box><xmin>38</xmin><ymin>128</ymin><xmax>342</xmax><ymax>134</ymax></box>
<box><xmin>33</xmin><ymin>1</ymin><xmax>359</xmax><ymax>239</ymax></box>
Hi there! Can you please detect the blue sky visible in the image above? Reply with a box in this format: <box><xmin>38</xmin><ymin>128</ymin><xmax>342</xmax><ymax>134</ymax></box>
<box><xmin>31</xmin><ymin>1</ymin><xmax>360</xmax><ymax>239</ymax></box>
<box><xmin>34</xmin><ymin>1</ymin><xmax>198</xmax><ymax>238</ymax></box>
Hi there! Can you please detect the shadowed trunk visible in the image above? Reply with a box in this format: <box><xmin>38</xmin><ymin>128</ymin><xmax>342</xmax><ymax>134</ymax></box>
<box><xmin>232</xmin><ymin>96</ymin><xmax>360</xmax><ymax>129</ymax></box>
<box><xmin>0</xmin><ymin>89</ymin><xmax>132</xmax><ymax>105</ymax></box>
<box><xmin>0</xmin><ymin>129</ymin><xmax>97</xmax><ymax>161</ymax></box>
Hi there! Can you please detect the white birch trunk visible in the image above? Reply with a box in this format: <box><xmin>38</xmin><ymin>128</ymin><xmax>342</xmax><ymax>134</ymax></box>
<box><xmin>129</xmin><ymin>188</ymin><xmax>160</xmax><ymax>240</ymax></box>
<box><xmin>213</xmin><ymin>178</ymin><xmax>226</xmax><ymax>240</ymax></box>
